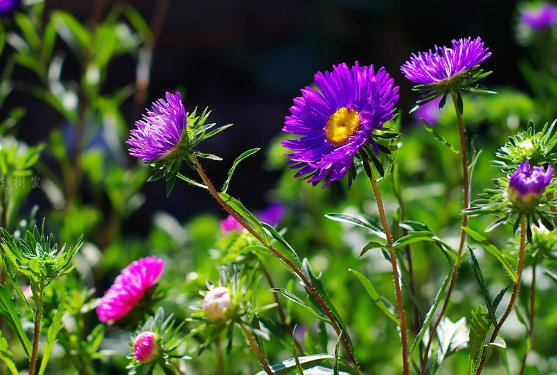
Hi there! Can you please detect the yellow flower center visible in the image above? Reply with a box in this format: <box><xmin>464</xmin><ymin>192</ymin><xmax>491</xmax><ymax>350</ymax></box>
<box><xmin>325</xmin><ymin>108</ymin><xmax>361</xmax><ymax>146</ymax></box>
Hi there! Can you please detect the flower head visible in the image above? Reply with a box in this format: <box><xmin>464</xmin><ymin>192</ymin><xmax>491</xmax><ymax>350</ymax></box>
<box><xmin>520</xmin><ymin>2</ymin><xmax>557</xmax><ymax>32</ymax></box>
<box><xmin>133</xmin><ymin>331</ymin><xmax>160</xmax><ymax>363</ymax></box>
<box><xmin>128</xmin><ymin>92</ymin><xmax>189</xmax><ymax>162</ymax></box>
<box><xmin>97</xmin><ymin>256</ymin><xmax>165</xmax><ymax>323</ymax></box>
<box><xmin>0</xmin><ymin>0</ymin><xmax>21</xmax><ymax>18</ymax></box>
<box><xmin>203</xmin><ymin>286</ymin><xmax>232</xmax><ymax>322</ymax></box>
<box><xmin>508</xmin><ymin>161</ymin><xmax>553</xmax><ymax>207</ymax></box>
<box><xmin>282</xmin><ymin>62</ymin><xmax>399</xmax><ymax>187</ymax></box>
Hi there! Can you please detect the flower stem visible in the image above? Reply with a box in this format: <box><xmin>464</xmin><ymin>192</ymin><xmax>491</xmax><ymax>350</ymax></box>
<box><xmin>29</xmin><ymin>305</ymin><xmax>43</xmax><ymax>375</ymax></box>
<box><xmin>475</xmin><ymin>216</ymin><xmax>527</xmax><ymax>375</ymax></box>
<box><xmin>420</xmin><ymin>93</ymin><xmax>470</xmax><ymax>375</ymax></box>
<box><xmin>519</xmin><ymin>257</ymin><xmax>537</xmax><ymax>375</ymax></box>
<box><xmin>369</xmin><ymin>171</ymin><xmax>409</xmax><ymax>375</ymax></box>
<box><xmin>240</xmin><ymin>324</ymin><xmax>274</xmax><ymax>375</ymax></box>
<box><xmin>189</xmin><ymin>156</ymin><xmax>357</xmax><ymax>366</ymax></box>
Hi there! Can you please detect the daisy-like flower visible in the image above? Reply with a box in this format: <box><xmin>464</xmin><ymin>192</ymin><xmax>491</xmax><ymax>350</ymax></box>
<box><xmin>97</xmin><ymin>256</ymin><xmax>165</xmax><ymax>323</ymax></box>
<box><xmin>401</xmin><ymin>37</ymin><xmax>492</xmax><ymax>110</ymax></box>
<box><xmin>128</xmin><ymin>92</ymin><xmax>189</xmax><ymax>162</ymax></box>
<box><xmin>508</xmin><ymin>161</ymin><xmax>554</xmax><ymax>208</ymax></box>
<box><xmin>520</xmin><ymin>2</ymin><xmax>557</xmax><ymax>32</ymax></box>
<box><xmin>133</xmin><ymin>331</ymin><xmax>160</xmax><ymax>363</ymax></box>
<box><xmin>0</xmin><ymin>0</ymin><xmax>21</xmax><ymax>18</ymax></box>
<box><xmin>282</xmin><ymin>62</ymin><xmax>399</xmax><ymax>187</ymax></box>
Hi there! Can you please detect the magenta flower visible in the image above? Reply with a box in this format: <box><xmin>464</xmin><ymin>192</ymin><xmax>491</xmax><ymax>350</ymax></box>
<box><xmin>283</xmin><ymin>62</ymin><xmax>399</xmax><ymax>187</ymax></box>
<box><xmin>97</xmin><ymin>256</ymin><xmax>165</xmax><ymax>323</ymax></box>
<box><xmin>220</xmin><ymin>203</ymin><xmax>286</xmax><ymax>233</ymax></box>
<box><xmin>508</xmin><ymin>161</ymin><xmax>554</xmax><ymax>206</ymax></box>
<box><xmin>521</xmin><ymin>2</ymin><xmax>557</xmax><ymax>32</ymax></box>
<box><xmin>133</xmin><ymin>331</ymin><xmax>160</xmax><ymax>363</ymax></box>
<box><xmin>0</xmin><ymin>0</ymin><xmax>21</xmax><ymax>18</ymax></box>
<box><xmin>401</xmin><ymin>37</ymin><xmax>491</xmax><ymax>86</ymax></box>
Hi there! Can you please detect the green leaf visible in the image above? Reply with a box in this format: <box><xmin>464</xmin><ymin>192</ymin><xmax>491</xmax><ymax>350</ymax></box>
<box><xmin>469</xmin><ymin>306</ymin><xmax>490</xmax><ymax>374</ymax></box>
<box><xmin>420</xmin><ymin>119</ymin><xmax>459</xmax><ymax>154</ymax></box>
<box><xmin>222</xmin><ymin>148</ymin><xmax>259</xmax><ymax>194</ymax></box>
<box><xmin>467</xmin><ymin>246</ymin><xmax>497</xmax><ymax>326</ymax></box>
<box><xmin>349</xmin><ymin>269</ymin><xmax>400</xmax><ymax>326</ymax></box>
<box><xmin>51</xmin><ymin>11</ymin><xmax>91</xmax><ymax>60</ymax></box>
<box><xmin>38</xmin><ymin>298</ymin><xmax>66</xmax><ymax>375</ymax></box>
<box><xmin>324</xmin><ymin>213</ymin><xmax>387</xmax><ymax>245</ymax></box>
<box><xmin>0</xmin><ymin>330</ymin><xmax>18</xmax><ymax>375</ymax></box>
<box><xmin>0</xmin><ymin>285</ymin><xmax>32</xmax><ymax>357</ymax></box>
<box><xmin>254</xmin><ymin>354</ymin><xmax>339</xmax><ymax>375</ymax></box>
<box><xmin>218</xmin><ymin>193</ymin><xmax>268</xmax><ymax>243</ymax></box>
<box><xmin>270</xmin><ymin>288</ymin><xmax>330</xmax><ymax>323</ymax></box>
<box><xmin>432</xmin><ymin>317</ymin><xmax>469</xmax><ymax>374</ymax></box>
<box><xmin>176</xmin><ymin>172</ymin><xmax>208</xmax><ymax>190</ymax></box>
<box><xmin>260</xmin><ymin>223</ymin><xmax>301</xmax><ymax>269</ymax></box>
<box><xmin>463</xmin><ymin>227</ymin><xmax>518</xmax><ymax>283</ymax></box>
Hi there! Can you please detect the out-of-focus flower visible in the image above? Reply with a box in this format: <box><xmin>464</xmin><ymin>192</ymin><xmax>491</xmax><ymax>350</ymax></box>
<box><xmin>127</xmin><ymin>92</ymin><xmax>189</xmax><ymax>162</ymax></box>
<box><xmin>520</xmin><ymin>2</ymin><xmax>557</xmax><ymax>32</ymax></box>
<box><xmin>413</xmin><ymin>96</ymin><xmax>443</xmax><ymax>125</ymax></box>
<box><xmin>220</xmin><ymin>203</ymin><xmax>286</xmax><ymax>233</ymax></box>
<box><xmin>96</xmin><ymin>256</ymin><xmax>165</xmax><ymax>323</ymax></box>
<box><xmin>508</xmin><ymin>160</ymin><xmax>553</xmax><ymax>207</ymax></box>
<box><xmin>133</xmin><ymin>331</ymin><xmax>160</xmax><ymax>363</ymax></box>
<box><xmin>282</xmin><ymin>62</ymin><xmax>399</xmax><ymax>187</ymax></box>
<box><xmin>0</xmin><ymin>0</ymin><xmax>21</xmax><ymax>19</ymax></box>
<box><xmin>203</xmin><ymin>286</ymin><xmax>232</xmax><ymax>322</ymax></box>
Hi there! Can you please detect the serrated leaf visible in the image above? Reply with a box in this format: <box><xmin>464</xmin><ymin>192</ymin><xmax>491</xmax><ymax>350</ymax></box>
<box><xmin>469</xmin><ymin>306</ymin><xmax>490</xmax><ymax>374</ymax></box>
<box><xmin>349</xmin><ymin>269</ymin><xmax>400</xmax><ymax>326</ymax></box>
<box><xmin>222</xmin><ymin>148</ymin><xmax>259</xmax><ymax>194</ymax></box>
<box><xmin>463</xmin><ymin>227</ymin><xmax>517</xmax><ymax>283</ymax></box>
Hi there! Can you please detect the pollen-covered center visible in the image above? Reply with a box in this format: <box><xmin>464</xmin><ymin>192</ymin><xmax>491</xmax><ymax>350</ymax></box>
<box><xmin>325</xmin><ymin>107</ymin><xmax>361</xmax><ymax>146</ymax></box>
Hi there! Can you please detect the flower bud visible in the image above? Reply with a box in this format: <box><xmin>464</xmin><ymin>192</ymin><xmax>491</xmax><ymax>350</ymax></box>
<box><xmin>133</xmin><ymin>331</ymin><xmax>160</xmax><ymax>363</ymax></box>
<box><xmin>508</xmin><ymin>161</ymin><xmax>553</xmax><ymax>208</ymax></box>
<box><xmin>203</xmin><ymin>287</ymin><xmax>232</xmax><ymax>322</ymax></box>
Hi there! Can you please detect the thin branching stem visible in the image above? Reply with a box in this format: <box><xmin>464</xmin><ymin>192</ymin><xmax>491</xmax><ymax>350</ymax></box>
<box><xmin>519</xmin><ymin>256</ymin><xmax>537</xmax><ymax>375</ymax></box>
<box><xmin>240</xmin><ymin>324</ymin><xmax>274</xmax><ymax>375</ymax></box>
<box><xmin>189</xmin><ymin>156</ymin><xmax>357</xmax><ymax>367</ymax></box>
<box><xmin>421</xmin><ymin>93</ymin><xmax>470</xmax><ymax>375</ymax></box>
<box><xmin>369</xmin><ymin>171</ymin><xmax>409</xmax><ymax>375</ymax></box>
<box><xmin>475</xmin><ymin>216</ymin><xmax>527</xmax><ymax>375</ymax></box>
<box><xmin>29</xmin><ymin>287</ymin><xmax>44</xmax><ymax>375</ymax></box>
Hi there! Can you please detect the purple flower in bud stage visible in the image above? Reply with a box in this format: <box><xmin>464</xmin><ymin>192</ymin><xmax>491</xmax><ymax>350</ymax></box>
<box><xmin>282</xmin><ymin>62</ymin><xmax>399</xmax><ymax>187</ymax></box>
<box><xmin>96</xmin><ymin>256</ymin><xmax>165</xmax><ymax>323</ymax></box>
<box><xmin>220</xmin><ymin>203</ymin><xmax>286</xmax><ymax>233</ymax></box>
<box><xmin>521</xmin><ymin>2</ymin><xmax>557</xmax><ymax>32</ymax></box>
<box><xmin>508</xmin><ymin>161</ymin><xmax>554</xmax><ymax>207</ymax></box>
<box><xmin>0</xmin><ymin>0</ymin><xmax>21</xmax><ymax>19</ymax></box>
<box><xmin>133</xmin><ymin>332</ymin><xmax>160</xmax><ymax>363</ymax></box>
<box><xmin>203</xmin><ymin>286</ymin><xmax>232</xmax><ymax>322</ymax></box>
<box><xmin>401</xmin><ymin>37</ymin><xmax>491</xmax><ymax>86</ymax></box>
<box><xmin>127</xmin><ymin>92</ymin><xmax>189</xmax><ymax>162</ymax></box>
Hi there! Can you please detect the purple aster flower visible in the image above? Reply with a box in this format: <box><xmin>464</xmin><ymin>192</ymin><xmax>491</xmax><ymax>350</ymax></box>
<box><xmin>508</xmin><ymin>161</ymin><xmax>554</xmax><ymax>206</ymax></box>
<box><xmin>133</xmin><ymin>331</ymin><xmax>160</xmax><ymax>363</ymax></box>
<box><xmin>220</xmin><ymin>202</ymin><xmax>286</xmax><ymax>233</ymax></box>
<box><xmin>282</xmin><ymin>62</ymin><xmax>399</xmax><ymax>187</ymax></box>
<box><xmin>127</xmin><ymin>92</ymin><xmax>188</xmax><ymax>162</ymax></box>
<box><xmin>97</xmin><ymin>256</ymin><xmax>165</xmax><ymax>323</ymax></box>
<box><xmin>401</xmin><ymin>37</ymin><xmax>491</xmax><ymax>86</ymax></box>
<box><xmin>0</xmin><ymin>0</ymin><xmax>21</xmax><ymax>19</ymax></box>
<box><xmin>521</xmin><ymin>2</ymin><xmax>557</xmax><ymax>32</ymax></box>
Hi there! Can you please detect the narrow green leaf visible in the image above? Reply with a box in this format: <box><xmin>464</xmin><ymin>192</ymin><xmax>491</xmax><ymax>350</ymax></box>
<box><xmin>0</xmin><ymin>285</ymin><xmax>32</xmax><ymax>357</ymax></box>
<box><xmin>0</xmin><ymin>330</ymin><xmax>18</xmax><ymax>375</ymax></box>
<box><xmin>270</xmin><ymin>288</ymin><xmax>330</xmax><ymax>323</ymax></box>
<box><xmin>420</xmin><ymin>119</ymin><xmax>459</xmax><ymax>154</ymax></box>
<box><xmin>463</xmin><ymin>227</ymin><xmax>518</xmax><ymax>283</ymax></box>
<box><xmin>325</xmin><ymin>213</ymin><xmax>387</xmax><ymax>244</ymax></box>
<box><xmin>222</xmin><ymin>148</ymin><xmax>259</xmax><ymax>193</ymax></box>
<box><xmin>38</xmin><ymin>298</ymin><xmax>66</xmax><ymax>375</ymax></box>
<box><xmin>176</xmin><ymin>173</ymin><xmax>208</xmax><ymax>190</ymax></box>
<box><xmin>349</xmin><ymin>269</ymin><xmax>400</xmax><ymax>326</ymax></box>
<box><xmin>218</xmin><ymin>193</ymin><xmax>268</xmax><ymax>243</ymax></box>
<box><xmin>260</xmin><ymin>223</ymin><xmax>301</xmax><ymax>269</ymax></box>
<box><xmin>254</xmin><ymin>354</ymin><xmax>337</xmax><ymax>375</ymax></box>
<box><xmin>467</xmin><ymin>246</ymin><xmax>497</xmax><ymax>326</ymax></box>
<box><xmin>469</xmin><ymin>306</ymin><xmax>490</xmax><ymax>374</ymax></box>
<box><xmin>51</xmin><ymin>11</ymin><xmax>91</xmax><ymax>60</ymax></box>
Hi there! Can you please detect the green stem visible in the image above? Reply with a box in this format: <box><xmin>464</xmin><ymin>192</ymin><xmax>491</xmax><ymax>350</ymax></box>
<box><xmin>519</xmin><ymin>256</ymin><xmax>537</xmax><ymax>375</ymax></box>
<box><xmin>240</xmin><ymin>324</ymin><xmax>274</xmax><ymax>375</ymax></box>
<box><xmin>29</xmin><ymin>291</ymin><xmax>44</xmax><ymax>375</ymax></box>
<box><xmin>189</xmin><ymin>156</ymin><xmax>357</xmax><ymax>367</ymax></box>
<box><xmin>421</xmin><ymin>93</ymin><xmax>470</xmax><ymax>375</ymax></box>
<box><xmin>369</xmin><ymin>171</ymin><xmax>409</xmax><ymax>375</ymax></box>
<box><xmin>475</xmin><ymin>216</ymin><xmax>527</xmax><ymax>375</ymax></box>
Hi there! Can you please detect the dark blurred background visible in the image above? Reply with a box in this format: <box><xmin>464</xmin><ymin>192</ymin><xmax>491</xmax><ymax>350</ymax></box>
<box><xmin>11</xmin><ymin>0</ymin><xmax>524</xmax><ymax>228</ymax></box>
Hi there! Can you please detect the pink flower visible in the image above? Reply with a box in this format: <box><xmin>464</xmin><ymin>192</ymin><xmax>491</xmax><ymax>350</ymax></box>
<box><xmin>96</xmin><ymin>256</ymin><xmax>165</xmax><ymax>323</ymax></box>
<box><xmin>133</xmin><ymin>331</ymin><xmax>160</xmax><ymax>363</ymax></box>
<box><xmin>203</xmin><ymin>287</ymin><xmax>232</xmax><ymax>321</ymax></box>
